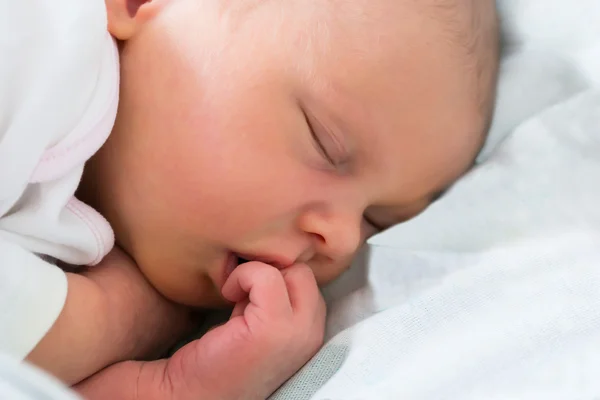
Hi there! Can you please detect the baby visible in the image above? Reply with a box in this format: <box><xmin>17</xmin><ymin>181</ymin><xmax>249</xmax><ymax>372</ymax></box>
<box><xmin>0</xmin><ymin>0</ymin><xmax>499</xmax><ymax>398</ymax></box>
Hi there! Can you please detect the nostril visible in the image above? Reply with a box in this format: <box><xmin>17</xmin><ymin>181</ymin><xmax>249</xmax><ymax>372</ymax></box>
<box><xmin>313</xmin><ymin>233</ymin><xmax>326</xmax><ymax>244</ymax></box>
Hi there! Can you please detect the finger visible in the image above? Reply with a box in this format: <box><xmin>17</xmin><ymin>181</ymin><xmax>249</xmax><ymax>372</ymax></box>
<box><xmin>230</xmin><ymin>298</ymin><xmax>249</xmax><ymax>320</ymax></box>
<box><xmin>281</xmin><ymin>264</ymin><xmax>322</xmax><ymax>316</ymax></box>
<box><xmin>205</xmin><ymin>322</ymin><xmax>225</xmax><ymax>334</ymax></box>
<box><xmin>222</xmin><ymin>262</ymin><xmax>292</xmax><ymax>317</ymax></box>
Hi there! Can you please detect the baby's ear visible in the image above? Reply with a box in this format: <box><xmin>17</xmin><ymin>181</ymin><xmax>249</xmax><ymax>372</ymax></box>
<box><xmin>105</xmin><ymin>0</ymin><xmax>163</xmax><ymax>40</ymax></box>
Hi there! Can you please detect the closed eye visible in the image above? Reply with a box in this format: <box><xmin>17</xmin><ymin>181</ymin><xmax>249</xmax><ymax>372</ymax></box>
<box><xmin>303</xmin><ymin>110</ymin><xmax>336</xmax><ymax>166</ymax></box>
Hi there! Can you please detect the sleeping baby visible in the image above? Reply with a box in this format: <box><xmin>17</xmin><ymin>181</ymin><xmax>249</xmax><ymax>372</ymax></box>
<box><xmin>0</xmin><ymin>0</ymin><xmax>499</xmax><ymax>398</ymax></box>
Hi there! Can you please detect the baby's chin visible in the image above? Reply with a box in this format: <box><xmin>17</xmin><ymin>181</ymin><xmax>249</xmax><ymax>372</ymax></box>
<box><xmin>161</xmin><ymin>282</ymin><xmax>231</xmax><ymax>309</ymax></box>
<box><xmin>137</xmin><ymin>262</ymin><xmax>231</xmax><ymax>309</ymax></box>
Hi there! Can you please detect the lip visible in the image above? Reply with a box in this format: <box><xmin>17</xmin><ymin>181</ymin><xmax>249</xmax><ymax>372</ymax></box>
<box><xmin>209</xmin><ymin>252</ymin><xmax>235</xmax><ymax>294</ymax></box>
<box><xmin>234</xmin><ymin>252</ymin><xmax>291</xmax><ymax>270</ymax></box>
<box><xmin>217</xmin><ymin>251</ymin><xmax>294</xmax><ymax>291</ymax></box>
<box><xmin>221</xmin><ymin>252</ymin><xmax>238</xmax><ymax>284</ymax></box>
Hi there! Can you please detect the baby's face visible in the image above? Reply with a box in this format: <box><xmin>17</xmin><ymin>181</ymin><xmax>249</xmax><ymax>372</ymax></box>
<box><xmin>90</xmin><ymin>0</ymin><xmax>487</xmax><ymax>307</ymax></box>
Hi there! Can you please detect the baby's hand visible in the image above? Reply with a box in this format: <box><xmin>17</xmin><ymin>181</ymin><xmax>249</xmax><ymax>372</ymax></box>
<box><xmin>157</xmin><ymin>261</ymin><xmax>326</xmax><ymax>399</ymax></box>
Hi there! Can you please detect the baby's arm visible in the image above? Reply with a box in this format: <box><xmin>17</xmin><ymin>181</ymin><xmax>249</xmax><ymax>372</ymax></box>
<box><xmin>26</xmin><ymin>247</ymin><xmax>196</xmax><ymax>386</ymax></box>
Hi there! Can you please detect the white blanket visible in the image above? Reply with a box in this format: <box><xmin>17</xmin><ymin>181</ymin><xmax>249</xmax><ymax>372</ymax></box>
<box><xmin>271</xmin><ymin>1</ymin><xmax>600</xmax><ymax>399</ymax></box>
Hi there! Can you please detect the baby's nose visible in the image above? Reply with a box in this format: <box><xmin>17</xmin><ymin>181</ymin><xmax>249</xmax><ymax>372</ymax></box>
<box><xmin>299</xmin><ymin>209</ymin><xmax>363</xmax><ymax>261</ymax></box>
<box><xmin>323</xmin><ymin>219</ymin><xmax>362</xmax><ymax>258</ymax></box>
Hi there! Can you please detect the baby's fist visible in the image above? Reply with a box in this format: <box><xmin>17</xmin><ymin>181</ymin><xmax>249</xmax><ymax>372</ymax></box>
<box><xmin>163</xmin><ymin>262</ymin><xmax>326</xmax><ymax>400</ymax></box>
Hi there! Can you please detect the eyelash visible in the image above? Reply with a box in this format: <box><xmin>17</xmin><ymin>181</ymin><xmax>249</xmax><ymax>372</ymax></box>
<box><xmin>304</xmin><ymin>112</ymin><xmax>336</xmax><ymax>166</ymax></box>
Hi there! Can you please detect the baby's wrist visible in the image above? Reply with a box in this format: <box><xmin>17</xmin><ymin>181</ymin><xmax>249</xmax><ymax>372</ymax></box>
<box><xmin>76</xmin><ymin>358</ymin><xmax>197</xmax><ymax>400</ymax></box>
<box><xmin>74</xmin><ymin>360</ymin><xmax>150</xmax><ymax>400</ymax></box>
<box><xmin>136</xmin><ymin>358</ymin><xmax>215</xmax><ymax>400</ymax></box>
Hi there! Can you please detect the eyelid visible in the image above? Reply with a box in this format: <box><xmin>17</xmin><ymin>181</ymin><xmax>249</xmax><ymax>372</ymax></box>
<box><xmin>304</xmin><ymin>111</ymin><xmax>348</xmax><ymax>168</ymax></box>
<box><xmin>303</xmin><ymin>111</ymin><xmax>336</xmax><ymax>166</ymax></box>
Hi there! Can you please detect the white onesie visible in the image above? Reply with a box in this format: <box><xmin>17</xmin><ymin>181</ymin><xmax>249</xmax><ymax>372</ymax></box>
<box><xmin>0</xmin><ymin>0</ymin><xmax>119</xmax><ymax>358</ymax></box>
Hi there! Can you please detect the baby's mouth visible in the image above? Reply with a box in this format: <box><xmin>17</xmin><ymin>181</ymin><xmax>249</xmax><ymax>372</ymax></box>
<box><xmin>235</xmin><ymin>255</ymin><xmax>251</xmax><ymax>266</ymax></box>
<box><xmin>225</xmin><ymin>253</ymin><xmax>251</xmax><ymax>277</ymax></box>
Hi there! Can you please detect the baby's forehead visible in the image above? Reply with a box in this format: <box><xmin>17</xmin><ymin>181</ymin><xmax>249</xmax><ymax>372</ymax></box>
<box><xmin>185</xmin><ymin>1</ymin><xmax>495</xmax><ymax>163</ymax></box>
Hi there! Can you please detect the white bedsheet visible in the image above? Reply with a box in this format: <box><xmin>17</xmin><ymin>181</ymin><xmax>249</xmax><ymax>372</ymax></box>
<box><xmin>271</xmin><ymin>1</ymin><xmax>600</xmax><ymax>399</ymax></box>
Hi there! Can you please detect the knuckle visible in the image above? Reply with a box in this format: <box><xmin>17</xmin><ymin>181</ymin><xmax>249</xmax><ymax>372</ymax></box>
<box><xmin>250</xmin><ymin>262</ymin><xmax>283</xmax><ymax>281</ymax></box>
<box><xmin>241</xmin><ymin>260</ymin><xmax>271</xmax><ymax>272</ymax></box>
<box><xmin>260</xmin><ymin>264</ymin><xmax>280</xmax><ymax>278</ymax></box>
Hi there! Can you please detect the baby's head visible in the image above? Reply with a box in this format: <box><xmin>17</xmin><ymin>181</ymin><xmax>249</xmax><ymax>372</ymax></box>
<box><xmin>84</xmin><ymin>0</ymin><xmax>499</xmax><ymax>307</ymax></box>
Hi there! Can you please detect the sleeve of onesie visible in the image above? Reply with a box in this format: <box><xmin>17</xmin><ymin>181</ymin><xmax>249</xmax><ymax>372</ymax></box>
<box><xmin>0</xmin><ymin>0</ymin><xmax>103</xmax><ymax>359</ymax></box>
<box><xmin>0</xmin><ymin>240</ymin><xmax>67</xmax><ymax>359</ymax></box>
<box><xmin>0</xmin><ymin>1</ymin><xmax>65</xmax><ymax>358</ymax></box>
